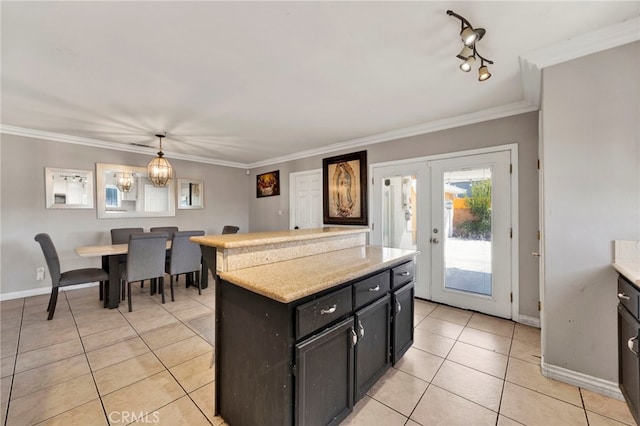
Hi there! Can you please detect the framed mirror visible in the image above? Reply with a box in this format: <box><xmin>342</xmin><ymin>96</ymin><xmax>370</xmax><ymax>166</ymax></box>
<box><xmin>45</xmin><ymin>167</ymin><xmax>94</xmax><ymax>209</ymax></box>
<box><xmin>96</xmin><ymin>163</ymin><xmax>175</xmax><ymax>219</ymax></box>
<box><xmin>177</xmin><ymin>178</ymin><xmax>204</xmax><ymax>209</ymax></box>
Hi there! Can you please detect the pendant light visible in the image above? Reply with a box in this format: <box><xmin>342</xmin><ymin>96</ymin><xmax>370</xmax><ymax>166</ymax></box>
<box><xmin>147</xmin><ymin>133</ymin><xmax>173</xmax><ymax>187</ymax></box>
<box><xmin>115</xmin><ymin>171</ymin><xmax>134</xmax><ymax>192</ymax></box>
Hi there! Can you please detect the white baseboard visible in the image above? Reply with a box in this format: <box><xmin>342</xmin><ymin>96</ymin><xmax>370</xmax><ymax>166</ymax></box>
<box><xmin>542</xmin><ymin>358</ymin><xmax>624</xmax><ymax>400</ymax></box>
<box><xmin>0</xmin><ymin>282</ymin><xmax>99</xmax><ymax>302</ymax></box>
<box><xmin>518</xmin><ymin>314</ymin><xmax>541</xmax><ymax>328</ymax></box>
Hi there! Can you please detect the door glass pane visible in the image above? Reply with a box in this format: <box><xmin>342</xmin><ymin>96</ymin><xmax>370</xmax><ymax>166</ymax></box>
<box><xmin>443</xmin><ymin>167</ymin><xmax>492</xmax><ymax>296</ymax></box>
<box><xmin>382</xmin><ymin>175</ymin><xmax>417</xmax><ymax>250</ymax></box>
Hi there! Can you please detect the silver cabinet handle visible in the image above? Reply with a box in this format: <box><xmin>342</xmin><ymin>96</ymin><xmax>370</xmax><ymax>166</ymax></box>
<box><xmin>400</xmin><ymin>271</ymin><xmax>411</xmax><ymax>277</ymax></box>
<box><xmin>396</xmin><ymin>300</ymin><xmax>402</xmax><ymax>314</ymax></box>
<box><xmin>368</xmin><ymin>285</ymin><xmax>380</xmax><ymax>292</ymax></box>
<box><xmin>350</xmin><ymin>328</ymin><xmax>358</xmax><ymax>346</ymax></box>
<box><xmin>618</xmin><ymin>293</ymin><xmax>631</xmax><ymax>300</ymax></box>
<box><xmin>628</xmin><ymin>336</ymin><xmax>638</xmax><ymax>356</ymax></box>
<box><xmin>358</xmin><ymin>320</ymin><xmax>365</xmax><ymax>338</ymax></box>
<box><xmin>320</xmin><ymin>305</ymin><xmax>337</xmax><ymax>315</ymax></box>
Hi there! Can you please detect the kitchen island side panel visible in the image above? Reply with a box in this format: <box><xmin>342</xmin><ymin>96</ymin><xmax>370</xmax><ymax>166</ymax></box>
<box><xmin>217</xmin><ymin>279</ymin><xmax>295</xmax><ymax>426</ymax></box>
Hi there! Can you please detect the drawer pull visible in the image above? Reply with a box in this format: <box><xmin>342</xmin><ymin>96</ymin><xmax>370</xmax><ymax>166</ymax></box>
<box><xmin>400</xmin><ymin>271</ymin><xmax>411</xmax><ymax>277</ymax></box>
<box><xmin>320</xmin><ymin>305</ymin><xmax>337</xmax><ymax>315</ymax></box>
<box><xmin>628</xmin><ymin>336</ymin><xmax>639</xmax><ymax>356</ymax></box>
<box><xmin>358</xmin><ymin>320</ymin><xmax>365</xmax><ymax>338</ymax></box>
<box><xmin>368</xmin><ymin>285</ymin><xmax>380</xmax><ymax>292</ymax></box>
<box><xmin>350</xmin><ymin>328</ymin><xmax>358</xmax><ymax>346</ymax></box>
<box><xmin>618</xmin><ymin>293</ymin><xmax>631</xmax><ymax>301</ymax></box>
<box><xmin>396</xmin><ymin>300</ymin><xmax>402</xmax><ymax>314</ymax></box>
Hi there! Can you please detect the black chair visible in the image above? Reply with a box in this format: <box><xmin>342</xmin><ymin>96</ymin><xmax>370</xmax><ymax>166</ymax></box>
<box><xmin>166</xmin><ymin>230</ymin><xmax>205</xmax><ymax>298</ymax></box>
<box><xmin>120</xmin><ymin>232</ymin><xmax>168</xmax><ymax>312</ymax></box>
<box><xmin>222</xmin><ymin>225</ymin><xmax>239</xmax><ymax>234</ymax></box>
<box><xmin>35</xmin><ymin>233</ymin><xmax>108</xmax><ymax>320</ymax></box>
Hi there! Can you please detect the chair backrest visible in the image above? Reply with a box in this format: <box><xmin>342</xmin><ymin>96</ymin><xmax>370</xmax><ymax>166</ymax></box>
<box><xmin>125</xmin><ymin>232</ymin><xmax>168</xmax><ymax>282</ymax></box>
<box><xmin>34</xmin><ymin>233</ymin><xmax>61</xmax><ymax>286</ymax></box>
<box><xmin>168</xmin><ymin>230</ymin><xmax>205</xmax><ymax>275</ymax></box>
<box><xmin>222</xmin><ymin>225</ymin><xmax>239</xmax><ymax>234</ymax></box>
<box><xmin>111</xmin><ymin>227</ymin><xmax>144</xmax><ymax>244</ymax></box>
<box><xmin>150</xmin><ymin>226</ymin><xmax>179</xmax><ymax>239</ymax></box>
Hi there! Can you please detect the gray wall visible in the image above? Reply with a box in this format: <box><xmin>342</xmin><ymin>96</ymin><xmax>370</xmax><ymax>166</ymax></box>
<box><xmin>541</xmin><ymin>42</ymin><xmax>640</xmax><ymax>381</ymax></box>
<box><xmin>0</xmin><ymin>133</ymin><xmax>250</xmax><ymax>296</ymax></box>
<box><xmin>249</xmin><ymin>112</ymin><xmax>541</xmax><ymax>317</ymax></box>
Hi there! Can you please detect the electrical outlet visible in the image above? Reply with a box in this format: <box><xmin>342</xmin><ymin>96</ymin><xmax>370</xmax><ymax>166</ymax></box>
<box><xmin>36</xmin><ymin>267</ymin><xmax>45</xmax><ymax>281</ymax></box>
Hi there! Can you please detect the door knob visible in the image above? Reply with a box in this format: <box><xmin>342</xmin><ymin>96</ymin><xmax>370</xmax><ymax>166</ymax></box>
<box><xmin>431</xmin><ymin>238</ymin><xmax>439</xmax><ymax>244</ymax></box>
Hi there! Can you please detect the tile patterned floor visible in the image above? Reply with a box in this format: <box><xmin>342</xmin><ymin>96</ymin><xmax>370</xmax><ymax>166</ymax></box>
<box><xmin>0</xmin><ymin>285</ymin><xmax>635</xmax><ymax>425</ymax></box>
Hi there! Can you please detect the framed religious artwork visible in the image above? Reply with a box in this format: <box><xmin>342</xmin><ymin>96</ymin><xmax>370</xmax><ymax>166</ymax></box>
<box><xmin>322</xmin><ymin>150</ymin><xmax>368</xmax><ymax>225</ymax></box>
<box><xmin>257</xmin><ymin>170</ymin><xmax>280</xmax><ymax>198</ymax></box>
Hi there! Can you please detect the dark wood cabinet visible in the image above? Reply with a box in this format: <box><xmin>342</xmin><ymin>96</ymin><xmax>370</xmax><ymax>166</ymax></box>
<box><xmin>354</xmin><ymin>295</ymin><xmax>391</xmax><ymax>400</ymax></box>
<box><xmin>296</xmin><ymin>317</ymin><xmax>355</xmax><ymax>426</ymax></box>
<box><xmin>618</xmin><ymin>274</ymin><xmax>640</xmax><ymax>425</ymax></box>
<box><xmin>392</xmin><ymin>281</ymin><xmax>414</xmax><ymax>364</ymax></box>
<box><xmin>216</xmin><ymin>259</ymin><xmax>415</xmax><ymax>426</ymax></box>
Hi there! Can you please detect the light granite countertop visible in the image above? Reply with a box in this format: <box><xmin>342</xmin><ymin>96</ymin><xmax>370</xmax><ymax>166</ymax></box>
<box><xmin>191</xmin><ymin>226</ymin><xmax>369</xmax><ymax>249</ymax></box>
<box><xmin>613</xmin><ymin>240</ymin><xmax>640</xmax><ymax>287</ymax></box>
<box><xmin>219</xmin><ymin>245</ymin><xmax>417</xmax><ymax>303</ymax></box>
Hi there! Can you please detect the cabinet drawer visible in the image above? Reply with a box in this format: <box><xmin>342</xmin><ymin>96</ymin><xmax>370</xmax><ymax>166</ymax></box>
<box><xmin>618</xmin><ymin>275</ymin><xmax>640</xmax><ymax>318</ymax></box>
<box><xmin>353</xmin><ymin>272</ymin><xmax>390</xmax><ymax>309</ymax></box>
<box><xmin>391</xmin><ymin>261</ymin><xmax>414</xmax><ymax>289</ymax></box>
<box><xmin>297</xmin><ymin>287</ymin><xmax>352</xmax><ymax>340</ymax></box>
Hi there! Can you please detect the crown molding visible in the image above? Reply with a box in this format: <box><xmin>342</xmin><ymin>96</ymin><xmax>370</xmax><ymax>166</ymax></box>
<box><xmin>0</xmin><ymin>125</ymin><xmax>248</xmax><ymax>169</ymax></box>
<box><xmin>248</xmin><ymin>100</ymin><xmax>538</xmax><ymax>168</ymax></box>
<box><xmin>519</xmin><ymin>16</ymin><xmax>640</xmax><ymax>108</ymax></box>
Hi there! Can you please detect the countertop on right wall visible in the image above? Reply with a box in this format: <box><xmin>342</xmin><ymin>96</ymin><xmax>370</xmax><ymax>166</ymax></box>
<box><xmin>613</xmin><ymin>240</ymin><xmax>640</xmax><ymax>287</ymax></box>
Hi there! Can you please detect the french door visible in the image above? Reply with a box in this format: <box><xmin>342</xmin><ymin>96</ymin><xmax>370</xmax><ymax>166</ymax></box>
<box><xmin>430</xmin><ymin>151</ymin><xmax>512</xmax><ymax>318</ymax></box>
<box><xmin>371</xmin><ymin>148</ymin><xmax>514</xmax><ymax>319</ymax></box>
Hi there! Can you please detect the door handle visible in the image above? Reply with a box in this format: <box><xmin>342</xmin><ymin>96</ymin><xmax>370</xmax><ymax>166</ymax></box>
<box><xmin>628</xmin><ymin>335</ymin><xmax>638</xmax><ymax>356</ymax></box>
<box><xmin>320</xmin><ymin>305</ymin><xmax>337</xmax><ymax>315</ymax></box>
<box><xmin>618</xmin><ymin>293</ymin><xmax>631</xmax><ymax>301</ymax></box>
<box><xmin>350</xmin><ymin>328</ymin><xmax>358</xmax><ymax>346</ymax></box>
<box><xmin>396</xmin><ymin>300</ymin><xmax>402</xmax><ymax>314</ymax></box>
<box><xmin>430</xmin><ymin>237</ymin><xmax>439</xmax><ymax>244</ymax></box>
<box><xmin>368</xmin><ymin>285</ymin><xmax>380</xmax><ymax>292</ymax></box>
<box><xmin>358</xmin><ymin>320</ymin><xmax>365</xmax><ymax>338</ymax></box>
<box><xmin>532</xmin><ymin>252</ymin><xmax>540</xmax><ymax>257</ymax></box>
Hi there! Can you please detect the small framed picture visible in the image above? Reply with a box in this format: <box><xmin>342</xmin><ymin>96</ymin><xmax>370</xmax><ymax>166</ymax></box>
<box><xmin>322</xmin><ymin>150</ymin><xmax>368</xmax><ymax>225</ymax></box>
<box><xmin>257</xmin><ymin>170</ymin><xmax>280</xmax><ymax>198</ymax></box>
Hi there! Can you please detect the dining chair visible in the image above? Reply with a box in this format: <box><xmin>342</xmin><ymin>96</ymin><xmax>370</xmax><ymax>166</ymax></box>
<box><xmin>110</xmin><ymin>227</ymin><xmax>144</xmax><ymax>299</ymax></box>
<box><xmin>222</xmin><ymin>225</ymin><xmax>240</xmax><ymax>234</ymax></box>
<box><xmin>120</xmin><ymin>232</ymin><xmax>168</xmax><ymax>312</ymax></box>
<box><xmin>166</xmin><ymin>230</ymin><xmax>205</xmax><ymax>298</ymax></box>
<box><xmin>149</xmin><ymin>226</ymin><xmax>179</xmax><ymax>291</ymax></box>
<box><xmin>35</xmin><ymin>233</ymin><xmax>109</xmax><ymax>320</ymax></box>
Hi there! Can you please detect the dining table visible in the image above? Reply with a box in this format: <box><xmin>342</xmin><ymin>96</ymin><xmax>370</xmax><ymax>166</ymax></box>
<box><xmin>75</xmin><ymin>241</ymin><xmax>208</xmax><ymax>308</ymax></box>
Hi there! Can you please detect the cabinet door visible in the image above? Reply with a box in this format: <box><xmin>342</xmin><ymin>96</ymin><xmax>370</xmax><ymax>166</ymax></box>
<box><xmin>392</xmin><ymin>282</ymin><xmax>414</xmax><ymax>365</ymax></box>
<box><xmin>296</xmin><ymin>317</ymin><xmax>355</xmax><ymax>426</ymax></box>
<box><xmin>354</xmin><ymin>294</ymin><xmax>391</xmax><ymax>401</ymax></box>
<box><xmin>618</xmin><ymin>304</ymin><xmax>640</xmax><ymax>424</ymax></box>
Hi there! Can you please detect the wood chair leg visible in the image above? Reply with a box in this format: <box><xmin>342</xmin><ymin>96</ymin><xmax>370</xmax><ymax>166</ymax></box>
<box><xmin>128</xmin><ymin>281</ymin><xmax>133</xmax><ymax>312</ymax></box>
<box><xmin>47</xmin><ymin>287</ymin><xmax>59</xmax><ymax>320</ymax></box>
<box><xmin>160</xmin><ymin>277</ymin><xmax>165</xmax><ymax>304</ymax></box>
<box><xmin>170</xmin><ymin>275</ymin><xmax>175</xmax><ymax>302</ymax></box>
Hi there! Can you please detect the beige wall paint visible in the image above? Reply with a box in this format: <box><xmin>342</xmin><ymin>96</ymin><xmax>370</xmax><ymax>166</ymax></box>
<box><xmin>0</xmin><ymin>134</ymin><xmax>250</xmax><ymax>296</ymax></box>
<box><xmin>541</xmin><ymin>42</ymin><xmax>640</xmax><ymax>382</ymax></box>
<box><xmin>249</xmin><ymin>112</ymin><xmax>540</xmax><ymax>317</ymax></box>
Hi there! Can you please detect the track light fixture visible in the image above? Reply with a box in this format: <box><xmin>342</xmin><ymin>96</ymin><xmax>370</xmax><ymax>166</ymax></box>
<box><xmin>447</xmin><ymin>10</ymin><xmax>494</xmax><ymax>81</ymax></box>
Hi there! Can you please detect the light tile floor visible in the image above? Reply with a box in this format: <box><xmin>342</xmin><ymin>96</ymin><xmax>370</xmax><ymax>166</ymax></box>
<box><xmin>0</xmin><ymin>285</ymin><xmax>635</xmax><ymax>425</ymax></box>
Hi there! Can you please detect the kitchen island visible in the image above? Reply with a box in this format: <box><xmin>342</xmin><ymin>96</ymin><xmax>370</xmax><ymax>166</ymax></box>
<box><xmin>192</xmin><ymin>228</ymin><xmax>417</xmax><ymax>426</ymax></box>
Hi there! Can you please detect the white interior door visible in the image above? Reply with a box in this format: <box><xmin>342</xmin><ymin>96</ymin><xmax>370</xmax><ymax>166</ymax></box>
<box><xmin>430</xmin><ymin>151</ymin><xmax>512</xmax><ymax>318</ymax></box>
<box><xmin>371</xmin><ymin>162</ymin><xmax>430</xmax><ymax>298</ymax></box>
<box><xmin>290</xmin><ymin>169</ymin><xmax>322</xmax><ymax>230</ymax></box>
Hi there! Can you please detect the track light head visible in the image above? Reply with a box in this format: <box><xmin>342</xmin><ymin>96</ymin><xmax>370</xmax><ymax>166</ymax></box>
<box><xmin>447</xmin><ymin>10</ymin><xmax>494</xmax><ymax>81</ymax></box>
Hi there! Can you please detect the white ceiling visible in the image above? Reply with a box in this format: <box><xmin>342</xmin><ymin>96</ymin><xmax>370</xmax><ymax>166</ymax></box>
<box><xmin>2</xmin><ymin>1</ymin><xmax>638</xmax><ymax>168</ymax></box>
